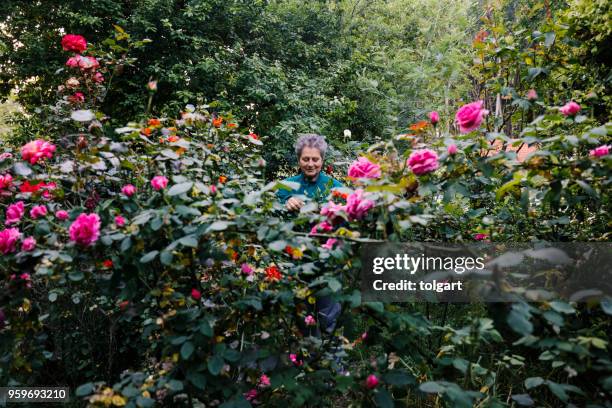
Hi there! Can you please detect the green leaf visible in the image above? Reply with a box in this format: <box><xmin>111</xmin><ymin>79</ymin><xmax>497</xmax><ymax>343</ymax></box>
<box><xmin>167</xmin><ymin>379</ymin><xmax>184</xmax><ymax>392</ymax></box>
<box><xmin>140</xmin><ymin>251</ymin><xmax>158</xmax><ymax>263</ymax></box>
<box><xmin>136</xmin><ymin>397</ymin><xmax>155</xmax><ymax>408</ymax></box>
<box><xmin>507</xmin><ymin>309</ymin><xmax>533</xmax><ymax>335</ymax></box>
<box><xmin>550</xmin><ymin>301</ymin><xmax>574</xmax><ymax>314</ymax></box>
<box><xmin>524</xmin><ymin>377</ymin><xmax>544</xmax><ymax>389</ymax></box>
<box><xmin>168</xmin><ymin>181</ymin><xmax>193</xmax><ymax>196</ymax></box>
<box><xmin>419</xmin><ymin>381</ymin><xmax>445</xmax><ymax>393</ymax></box>
<box><xmin>75</xmin><ymin>383</ymin><xmax>94</xmax><ymax>397</ymax></box>
<box><xmin>68</xmin><ymin>271</ymin><xmax>84</xmax><ymax>282</ymax></box>
<box><xmin>179</xmin><ymin>235</ymin><xmax>198</xmax><ymax>248</ymax></box>
<box><xmin>208</xmin><ymin>355</ymin><xmax>224</xmax><ymax>376</ymax></box>
<box><xmin>543</xmin><ymin>32</ymin><xmax>555</xmax><ymax>47</ymax></box>
<box><xmin>382</xmin><ymin>370</ymin><xmax>415</xmax><ymax>386</ymax></box>
<box><xmin>207</xmin><ymin>221</ymin><xmax>232</xmax><ymax>232</ymax></box>
<box><xmin>546</xmin><ymin>381</ymin><xmax>568</xmax><ymax>402</ymax></box>
<box><xmin>48</xmin><ymin>292</ymin><xmax>58</xmax><ymax>302</ymax></box>
<box><xmin>601</xmin><ymin>297</ymin><xmax>612</xmax><ymax>315</ymax></box>
<box><xmin>511</xmin><ymin>394</ymin><xmax>534</xmax><ymax>406</ymax></box>
<box><xmin>187</xmin><ymin>371</ymin><xmax>206</xmax><ymax>390</ymax></box>
<box><xmin>199</xmin><ymin>321</ymin><xmax>213</xmax><ymax>337</ymax></box>
<box><xmin>374</xmin><ymin>388</ymin><xmax>394</xmax><ymax>408</ymax></box>
<box><xmin>181</xmin><ymin>341</ymin><xmax>195</xmax><ymax>359</ymax></box>
<box><xmin>160</xmin><ymin>250</ymin><xmax>173</xmax><ymax>265</ymax></box>
<box><xmin>327</xmin><ymin>278</ymin><xmax>342</xmax><ymax>292</ymax></box>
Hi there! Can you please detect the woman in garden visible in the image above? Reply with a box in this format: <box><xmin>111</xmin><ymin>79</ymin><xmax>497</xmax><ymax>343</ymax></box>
<box><xmin>277</xmin><ymin>134</ymin><xmax>344</xmax><ymax>339</ymax></box>
<box><xmin>277</xmin><ymin>133</ymin><xmax>343</xmax><ymax>212</ymax></box>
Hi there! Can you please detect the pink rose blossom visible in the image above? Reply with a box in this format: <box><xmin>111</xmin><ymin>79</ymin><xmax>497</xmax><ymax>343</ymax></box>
<box><xmin>191</xmin><ymin>288</ymin><xmax>201</xmax><ymax>300</ymax></box>
<box><xmin>78</xmin><ymin>56</ymin><xmax>99</xmax><ymax>70</ymax></box>
<box><xmin>527</xmin><ymin>89</ymin><xmax>538</xmax><ymax>101</ymax></box>
<box><xmin>244</xmin><ymin>389</ymin><xmax>258</xmax><ymax>402</ymax></box>
<box><xmin>348</xmin><ymin>157</ymin><xmax>381</xmax><ymax>179</ymax></box>
<box><xmin>151</xmin><ymin>176</ymin><xmax>168</xmax><ymax>191</ymax></box>
<box><xmin>55</xmin><ymin>210</ymin><xmax>69</xmax><ymax>220</ymax></box>
<box><xmin>310</xmin><ymin>221</ymin><xmax>333</xmax><ymax>235</ymax></box>
<box><xmin>429</xmin><ymin>111</ymin><xmax>440</xmax><ymax>125</ymax></box>
<box><xmin>5</xmin><ymin>202</ymin><xmax>25</xmax><ymax>225</ymax></box>
<box><xmin>455</xmin><ymin>100</ymin><xmax>489</xmax><ymax>133</ymax></box>
<box><xmin>66</xmin><ymin>55</ymin><xmax>83</xmax><ymax>68</ymax></box>
<box><xmin>289</xmin><ymin>353</ymin><xmax>303</xmax><ymax>367</ymax></box>
<box><xmin>560</xmin><ymin>101</ymin><xmax>581</xmax><ymax>116</ymax></box>
<box><xmin>209</xmin><ymin>185</ymin><xmax>217</xmax><ymax>194</ymax></box>
<box><xmin>365</xmin><ymin>374</ymin><xmax>379</xmax><ymax>389</ymax></box>
<box><xmin>115</xmin><ymin>215</ymin><xmax>126</xmax><ymax>227</ymax></box>
<box><xmin>304</xmin><ymin>315</ymin><xmax>316</xmax><ymax>326</ymax></box>
<box><xmin>447</xmin><ymin>144</ymin><xmax>458</xmax><ymax>155</ymax></box>
<box><xmin>61</xmin><ymin>34</ymin><xmax>87</xmax><ymax>53</ymax></box>
<box><xmin>0</xmin><ymin>228</ymin><xmax>21</xmax><ymax>254</ymax></box>
<box><xmin>69</xmin><ymin>92</ymin><xmax>85</xmax><ymax>104</ymax></box>
<box><xmin>474</xmin><ymin>233</ymin><xmax>489</xmax><ymax>241</ymax></box>
<box><xmin>121</xmin><ymin>184</ymin><xmax>137</xmax><ymax>197</ymax></box>
<box><xmin>147</xmin><ymin>81</ymin><xmax>158</xmax><ymax>91</ymax></box>
<box><xmin>322</xmin><ymin>238</ymin><xmax>338</xmax><ymax>249</ymax></box>
<box><xmin>66</xmin><ymin>77</ymin><xmax>80</xmax><ymax>88</ymax></box>
<box><xmin>590</xmin><ymin>145</ymin><xmax>610</xmax><ymax>158</ymax></box>
<box><xmin>30</xmin><ymin>205</ymin><xmax>47</xmax><ymax>219</ymax></box>
<box><xmin>69</xmin><ymin>213</ymin><xmax>101</xmax><ymax>246</ymax></box>
<box><xmin>0</xmin><ymin>152</ymin><xmax>13</xmax><ymax>161</ymax></box>
<box><xmin>258</xmin><ymin>374</ymin><xmax>271</xmax><ymax>388</ymax></box>
<box><xmin>92</xmin><ymin>72</ymin><xmax>104</xmax><ymax>83</ymax></box>
<box><xmin>21</xmin><ymin>236</ymin><xmax>36</xmax><ymax>252</ymax></box>
<box><xmin>345</xmin><ymin>189</ymin><xmax>375</xmax><ymax>220</ymax></box>
<box><xmin>0</xmin><ymin>174</ymin><xmax>13</xmax><ymax>190</ymax></box>
<box><xmin>320</xmin><ymin>202</ymin><xmax>346</xmax><ymax>220</ymax></box>
<box><xmin>21</xmin><ymin>140</ymin><xmax>56</xmax><ymax>165</ymax></box>
<box><xmin>241</xmin><ymin>263</ymin><xmax>254</xmax><ymax>276</ymax></box>
<box><xmin>361</xmin><ymin>332</ymin><xmax>368</xmax><ymax>340</ymax></box>
<box><xmin>407</xmin><ymin>149</ymin><xmax>439</xmax><ymax>175</ymax></box>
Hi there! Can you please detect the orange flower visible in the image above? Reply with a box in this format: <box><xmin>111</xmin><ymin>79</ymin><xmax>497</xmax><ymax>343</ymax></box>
<box><xmin>332</xmin><ymin>190</ymin><xmax>348</xmax><ymax>200</ymax></box>
<box><xmin>142</xmin><ymin>127</ymin><xmax>152</xmax><ymax>136</ymax></box>
<box><xmin>473</xmin><ymin>30</ymin><xmax>488</xmax><ymax>46</ymax></box>
<box><xmin>409</xmin><ymin>121</ymin><xmax>429</xmax><ymax>132</ymax></box>
<box><xmin>249</xmin><ymin>132</ymin><xmax>259</xmax><ymax>140</ymax></box>
<box><xmin>227</xmin><ymin>123</ymin><xmax>237</xmax><ymax>129</ymax></box>
<box><xmin>218</xmin><ymin>175</ymin><xmax>227</xmax><ymax>184</ymax></box>
<box><xmin>148</xmin><ymin>118</ymin><xmax>161</xmax><ymax>127</ymax></box>
<box><xmin>212</xmin><ymin>117</ymin><xmax>223</xmax><ymax>128</ymax></box>
<box><xmin>103</xmin><ymin>259</ymin><xmax>113</xmax><ymax>268</ymax></box>
<box><xmin>265</xmin><ymin>265</ymin><xmax>282</xmax><ymax>282</ymax></box>
<box><xmin>167</xmin><ymin>135</ymin><xmax>179</xmax><ymax>143</ymax></box>
<box><xmin>159</xmin><ymin>137</ymin><xmax>165</xmax><ymax>143</ymax></box>
<box><xmin>207</xmin><ymin>143</ymin><xmax>214</xmax><ymax>149</ymax></box>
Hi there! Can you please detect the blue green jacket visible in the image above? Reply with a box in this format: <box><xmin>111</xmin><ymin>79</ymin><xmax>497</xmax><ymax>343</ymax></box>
<box><xmin>276</xmin><ymin>172</ymin><xmax>343</xmax><ymax>204</ymax></box>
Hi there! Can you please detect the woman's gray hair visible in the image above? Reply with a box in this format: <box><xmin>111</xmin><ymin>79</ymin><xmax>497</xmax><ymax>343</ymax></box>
<box><xmin>294</xmin><ymin>133</ymin><xmax>328</xmax><ymax>160</ymax></box>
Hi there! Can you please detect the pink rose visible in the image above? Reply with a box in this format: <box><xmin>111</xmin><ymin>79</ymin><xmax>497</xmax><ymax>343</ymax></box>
<box><xmin>289</xmin><ymin>353</ymin><xmax>303</xmax><ymax>367</ymax></box>
<box><xmin>147</xmin><ymin>81</ymin><xmax>158</xmax><ymax>91</ymax></box>
<box><xmin>310</xmin><ymin>221</ymin><xmax>333</xmax><ymax>235</ymax></box>
<box><xmin>61</xmin><ymin>34</ymin><xmax>87</xmax><ymax>53</ymax></box>
<box><xmin>407</xmin><ymin>149</ymin><xmax>439</xmax><ymax>175</ymax></box>
<box><xmin>590</xmin><ymin>145</ymin><xmax>610</xmax><ymax>158</ymax></box>
<box><xmin>21</xmin><ymin>236</ymin><xmax>36</xmax><ymax>252</ymax></box>
<box><xmin>429</xmin><ymin>111</ymin><xmax>440</xmax><ymax>125</ymax></box>
<box><xmin>55</xmin><ymin>210</ymin><xmax>69</xmax><ymax>220</ymax></box>
<box><xmin>209</xmin><ymin>185</ymin><xmax>217</xmax><ymax>194</ymax></box>
<box><xmin>474</xmin><ymin>233</ymin><xmax>489</xmax><ymax>241</ymax></box>
<box><xmin>5</xmin><ymin>202</ymin><xmax>25</xmax><ymax>225</ymax></box>
<box><xmin>348</xmin><ymin>157</ymin><xmax>381</xmax><ymax>179</ymax></box>
<box><xmin>30</xmin><ymin>205</ymin><xmax>47</xmax><ymax>219</ymax></box>
<box><xmin>241</xmin><ymin>263</ymin><xmax>254</xmax><ymax>276</ymax></box>
<box><xmin>66</xmin><ymin>77</ymin><xmax>80</xmax><ymax>88</ymax></box>
<box><xmin>455</xmin><ymin>100</ymin><xmax>489</xmax><ymax>133</ymax></box>
<box><xmin>0</xmin><ymin>227</ymin><xmax>21</xmax><ymax>254</ymax></box>
<box><xmin>527</xmin><ymin>89</ymin><xmax>538</xmax><ymax>101</ymax></box>
<box><xmin>191</xmin><ymin>288</ymin><xmax>201</xmax><ymax>300</ymax></box>
<box><xmin>0</xmin><ymin>152</ymin><xmax>13</xmax><ymax>162</ymax></box>
<box><xmin>244</xmin><ymin>389</ymin><xmax>258</xmax><ymax>402</ymax></box>
<box><xmin>92</xmin><ymin>72</ymin><xmax>104</xmax><ymax>83</ymax></box>
<box><xmin>447</xmin><ymin>144</ymin><xmax>458</xmax><ymax>155</ymax></box>
<box><xmin>0</xmin><ymin>174</ymin><xmax>12</xmax><ymax>190</ymax></box>
<box><xmin>69</xmin><ymin>92</ymin><xmax>85</xmax><ymax>104</ymax></box>
<box><xmin>69</xmin><ymin>213</ymin><xmax>101</xmax><ymax>246</ymax></box>
<box><xmin>365</xmin><ymin>374</ymin><xmax>379</xmax><ymax>389</ymax></box>
<box><xmin>258</xmin><ymin>374</ymin><xmax>271</xmax><ymax>388</ymax></box>
<box><xmin>151</xmin><ymin>176</ymin><xmax>168</xmax><ymax>191</ymax></box>
<box><xmin>21</xmin><ymin>140</ymin><xmax>56</xmax><ymax>164</ymax></box>
<box><xmin>345</xmin><ymin>189</ymin><xmax>375</xmax><ymax>220</ymax></box>
<box><xmin>320</xmin><ymin>202</ymin><xmax>346</xmax><ymax>220</ymax></box>
<box><xmin>304</xmin><ymin>315</ymin><xmax>316</xmax><ymax>326</ymax></box>
<box><xmin>66</xmin><ymin>55</ymin><xmax>83</xmax><ymax>68</ymax></box>
<box><xmin>121</xmin><ymin>184</ymin><xmax>137</xmax><ymax>197</ymax></box>
<box><xmin>78</xmin><ymin>56</ymin><xmax>99</xmax><ymax>70</ymax></box>
<box><xmin>322</xmin><ymin>238</ymin><xmax>338</xmax><ymax>249</ymax></box>
<box><xmin>115</xmin><ymin>215</ymin><xmax>126</xmax><ymax>227</ymax></box>
<box><xmin>560</xmin><ymin>101</ymin><xmax>581</xmax><ymax>116</ymax></box>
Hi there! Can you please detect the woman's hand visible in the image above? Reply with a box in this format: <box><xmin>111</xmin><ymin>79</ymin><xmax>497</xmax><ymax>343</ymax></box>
<box><xmin>286</xmin><ymin>197</ymin><xmax>304</xmax><ymax>211</ymax></box>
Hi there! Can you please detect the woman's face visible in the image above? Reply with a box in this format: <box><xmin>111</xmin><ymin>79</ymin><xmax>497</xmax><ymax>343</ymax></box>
<box><xmin>299</xmin><ymin>146</ymin><xmax>323</xmax><ymax>179</ymax></box>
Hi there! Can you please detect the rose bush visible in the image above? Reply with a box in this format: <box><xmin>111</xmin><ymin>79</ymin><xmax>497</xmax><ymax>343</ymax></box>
<box><xmin>0</xmin><ymin>20</ymin><xmax>611</xmax><ymax>408</ymax></box>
